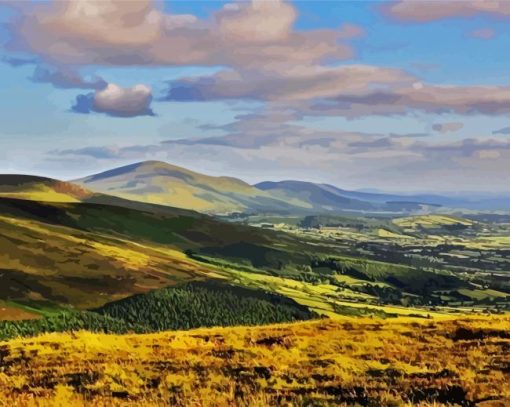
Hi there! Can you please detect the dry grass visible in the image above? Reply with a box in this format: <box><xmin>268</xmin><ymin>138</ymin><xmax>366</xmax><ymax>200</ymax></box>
<box><xmin>0</xmin><ymin>316</ymin><xmax>508</xmax><ymax>406</ymax></box>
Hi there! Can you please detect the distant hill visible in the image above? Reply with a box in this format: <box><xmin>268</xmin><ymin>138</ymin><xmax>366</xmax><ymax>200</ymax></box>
<box><xmin>74</xmin><ymin>161</ymin><xmax>296</xmax><ymax>214</ymax></box>
<box><xmin>255</xmin><ymin>180</ymin><xmax>433</xmax><ymax>213</ymax></box>
<box><xmin>74</xmin><ymin>161</ymin><xmax>444</xmax><ymax>215</ymax></box>
<box><xmin>4</xmin><ymin>163</ymin><xmax>507</xmax><ymax>218</ymax></box>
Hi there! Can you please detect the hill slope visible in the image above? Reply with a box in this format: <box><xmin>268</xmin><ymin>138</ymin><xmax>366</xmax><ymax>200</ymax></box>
<box><xmin>0</xmin><ymin>195</ymin><xmax>310</xmax><ymax>314</ymax></box>
<box><xmin>74</xmin><ymin>161</ymin><xmax>296</xmax><ymax>214</ymax></box>
<box><xmin>0</xmin><ymin>194</ymin><xmax>483</xmax><ymax>319</ymax></box>
<box><xmin>0</xmin><ymin>199</ymin><xmax>215</xmax><ymax>310</ymax></box>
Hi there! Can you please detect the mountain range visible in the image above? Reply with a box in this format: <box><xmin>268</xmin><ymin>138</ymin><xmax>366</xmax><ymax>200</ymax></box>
<box><xmin>71</xmin><ymin>160</ymin><xmax>457</xmax><ymax>214</ymax></box>
<box><xmin>0</xmin><ymin>160</ymin><xmax>507</xmax><ymax>215</ymax></box>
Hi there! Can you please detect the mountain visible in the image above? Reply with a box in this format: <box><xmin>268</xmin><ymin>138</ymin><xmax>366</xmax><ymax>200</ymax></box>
<box><xmin>0</xmin><ymin>174</ymin><xmax>501</xmax><ymax>325</ymax></box>
<box><xmin>68</xmin><ymin>161</ymin><xmax>510</xmax><ymax>215</ymax></box>
<box><xmin>75</xmin><ymin>161</ymin><xmax>444</xmax><ymax>215</ymax></box>
<box><xmin>74</xmin><ymin>161</ymin><xmax>296</xmax><ymax>214</ymax></box>
<box><xmin>255</xmin><ymin>180</ymin><xmax>436</xmax><ymax>213</ymax></box>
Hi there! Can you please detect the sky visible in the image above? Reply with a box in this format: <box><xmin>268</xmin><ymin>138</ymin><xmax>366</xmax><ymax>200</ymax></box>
<box><xmin>1</xmin><ymin>0</ymin><xmax>510</xmax><ymax>195</ymax></box>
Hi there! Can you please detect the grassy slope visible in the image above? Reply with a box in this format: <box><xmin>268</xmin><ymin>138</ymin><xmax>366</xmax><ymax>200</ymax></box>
<box><xmin>393</xmin><ymin>214</ymin><xmax>475</xmax><ymax>231</ymax></box>
<box><xmin>0</xmin><ymin>211</ymin><xmax>213</xmax><ymax>309</ymax></box>
<box><xmin>0</xmin><ymin>315</ymin><xmax>508</xmax><ymax>406</ymax></box>
<box><xmin>0</xmin><ymin>196</ymin><xmax>316</xmax><ymax>314</ymax></box>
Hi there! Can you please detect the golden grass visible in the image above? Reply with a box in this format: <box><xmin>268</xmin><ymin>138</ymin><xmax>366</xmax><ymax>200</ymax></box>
<box><xmin>377</xmin><ymin>228</ymin><xmax>415</xmax><ymax>240</ymax></box>
<box><xmin>0</xmin><ymin>316</ymin><xmax>508</xmax><ymax>406</ymax></box>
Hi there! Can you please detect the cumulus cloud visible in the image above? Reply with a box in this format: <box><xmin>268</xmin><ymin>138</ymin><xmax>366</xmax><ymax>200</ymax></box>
<box><xmin>5</xmin><ymin>0</ymin><xmax>360</xmax><ymax>69</ymax></box>
<box><xmin>432</xmin><ymin>122</ymin><xmax>464</xmax><ymax>133</ymax></box>
<box><xmin>3</xmin><ymin>0</ymin><xmax>367</xmax><ymax>116</ymax></box>
<box><xmin>72</xmin><ymin>83</ymin><xmax>154</xmax><ymax>118</ymax></box>
<box><xmin>10</xmin><ymin>0</ymin><xmax>509</xmax><ymax>121</ymax></box>
<box><xmin>382</xmin><ymin>0</ymin><xmax>510</xmax><ymax>22</ymax></box>
<box><xmin>216</xmin><ymin>0</ymin><xmax>296</xmax><ymax>44</ymax></box>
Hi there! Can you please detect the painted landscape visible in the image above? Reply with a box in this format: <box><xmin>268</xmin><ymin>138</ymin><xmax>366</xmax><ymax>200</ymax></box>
<box><xmin>1</xmin><ymin>0</ymin><xmax>510</xmax><ymax>406</ymax></box>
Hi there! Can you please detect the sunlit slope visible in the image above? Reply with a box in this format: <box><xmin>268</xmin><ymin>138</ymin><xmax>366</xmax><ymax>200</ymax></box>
<box><xmin>0</xmin><ymin>196</ymin><xmax>302</xmax><ymax>268</ymax></box>
<box><xmin>0</xmin><ymin>211</ymin><xmax>213</xmax><ymax>310</ymax></box>
<box><xmin>0</xmin><ymin>316</ymin><xmax>508</xmax><ymax>406</ymax></box>
<box><xmin>0</xmin><ymin>175</ymin><xmax>93</xmax><ymax>203</ymax></box>
<box><xmin>75</xmin><ymin>160</ymin><xmax>296</xmax><ymax>214</ymax></box>
<box><xmin>0</xmin><ymin>197</ymin><xmax>304</xmax><ymax>313</ymax></box>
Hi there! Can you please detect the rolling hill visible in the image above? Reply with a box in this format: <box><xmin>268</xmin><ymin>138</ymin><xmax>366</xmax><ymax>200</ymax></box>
<box><xmin>74</xmin><ymin>161</ymin><xmax>297</xmax><ymax>214</ymax></box>
<box><xmin>255</xmin><ymin>180</ymin><xmax>434</xmax><ymax>213</ymax></box>
<box><xmin>0</xmin><ymin>173</ymin><xmax>504</xmax><ymax>324</ymax></box>
<box><xmin>74</xmin><ymin>161</ymin><xmax>451</xmax><ymax>215</ymax></box>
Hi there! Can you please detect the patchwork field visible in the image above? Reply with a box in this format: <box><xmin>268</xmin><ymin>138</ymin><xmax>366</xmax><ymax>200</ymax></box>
<box><xmin>0</xmin><ymin>316</ymin><xmax>508</xmax><ymax>406</ymax></box>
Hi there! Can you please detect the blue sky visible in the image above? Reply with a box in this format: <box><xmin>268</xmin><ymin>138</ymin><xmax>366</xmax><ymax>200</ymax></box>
<box><xmin>0</xmin><ymin>0</ymin><xmax>509</xmax><ymax>194</ymax></box>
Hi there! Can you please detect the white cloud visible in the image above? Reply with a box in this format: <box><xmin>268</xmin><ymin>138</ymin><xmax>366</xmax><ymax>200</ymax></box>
<box><xmin>72</xmin><ymin>83</ymin><xmax>154</xmax><ymax>118</ymax></box>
